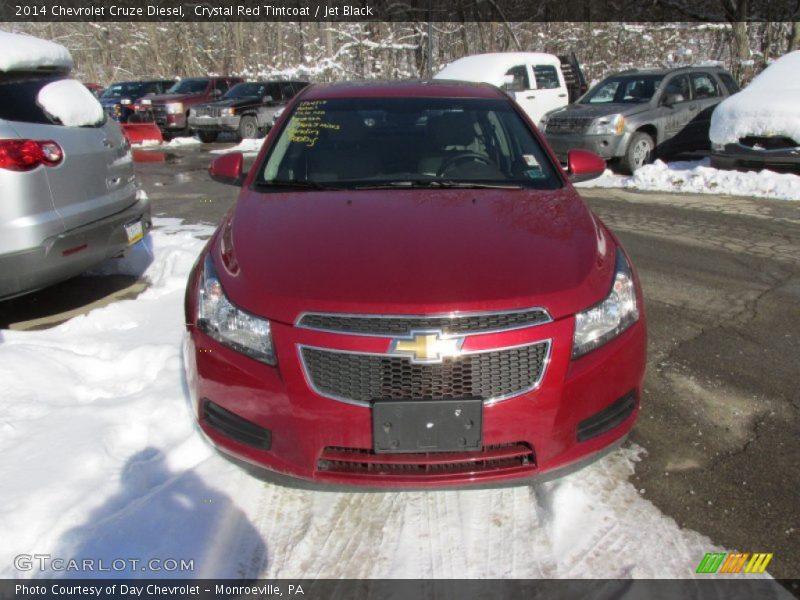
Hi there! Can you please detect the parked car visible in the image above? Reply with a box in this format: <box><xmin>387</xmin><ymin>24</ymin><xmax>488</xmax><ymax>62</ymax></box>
<box><xmin>99</xmin><ymin>79</ymin><xmax>175</xmax><ymax>123</ymax></box>
<box><xmin>0</xmin><ymin>32</ymin><xmax>150</xmax><ymax>300</ymax></box>
<box><xmin>710</xmin><ymin>51</ymin><xmax>800</xmax><ymax>172</ymax></box>
<box><xmin>188</xmin><ymin>80</ymin><xmax>309</xmax><ymax>143</ymax></box>
<box><xmin>541</xmin><ymin>66</ymin><xmax>739</xmax><ymax>173</ymax></box>
<box><xmin>434</xmin><ymin>52</ymin><xmax>587</xmax><ymax>126</ymax></box>
<box><xmin>184</xmin><ymin>80</ymin><xmax>646</xmax><ymax>488</ymax></box>
<box><xmin>131</xmin><ymin>76</ymin><xmax>243</xmax><ymax>138</ymax></box>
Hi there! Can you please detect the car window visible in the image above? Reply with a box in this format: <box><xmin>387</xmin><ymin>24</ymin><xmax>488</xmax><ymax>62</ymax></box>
<box><xmin>504</xmin><ymin>66</ymin><xmax>530</xmax><ymax>92</ymax></box>
<box><xmin>717</xmin><ymin>72</ymin><xmax>740</xmax><ymax>95</ymax></box>
<box><xmin>266</xmin><ymin>82</ymin><xmax>283</xmax><ymax>101</ymax></box>
<box><xmin>0</xmin><ymin>75</ymin><xmax>102</xmax><ymax>127</ymax></box>
<box><xmin>168</xmin><ymin>79</ymin><xmax>208</xmax><ymax>94</ymax></box>
<box><xmin>279</xmin><ymin>82</ymin><xmax>296</xmax><ymax>100</ymax></box>
<box><xmin>532</xmin><ymin>65</ymin><xmax>559</xmax><ymax>90</ymax></box>
<box><xmin>582</xmin><ymin>75</ymin><xmax>663</xmax><ymax>104</ymax></box>
<box><xmin>690</xmin><ymin>73</ymin><xmax>719</xmax><ymax>99</ymax></box>
<box><xmin>258</xmin><ymin>97</ymin><xmax>560</xmax><ymax>189</ymax></box>
<box><xmin>662</xmin><ymin>76</ymin><xmax>690</xmax><ymax>102</ymax></box>
<box><xmin>215</xmin><ymin>79</ymin><xmax>233</xmax><ymax>95</ymax></box>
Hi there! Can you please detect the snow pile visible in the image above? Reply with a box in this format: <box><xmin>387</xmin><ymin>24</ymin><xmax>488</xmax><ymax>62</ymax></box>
<box><xmin>0</xmin><ymin>218</ymin><xmax>765</xmax><ymax>579</ymax></box>
<box><xmin>577</xmin><ymin>159</ymin><xmax>800</xmax><ymax>201</ymax></box>
<box><xmin>37</xmin><ymin>79</ymin><xmax>104</xmax><ymax>127</ymax></box>
<box><xmin>710</xmin><ymin>50</ymin><xmax>800</xmax><ymax>145</ymax></box>
<box><xmin>0</xmin><ymin>30</ymin><xmax>73</xmax><ymax>72</ymax></box>
<box><xmin>132</xmin><ymin>136</ymin><xmax>203</xmax><ymax>149</ymax></box>
<box><xmin>210</xmin><ymin>138</ymin><xmax>263</xmax><ymax>155</ymax></box>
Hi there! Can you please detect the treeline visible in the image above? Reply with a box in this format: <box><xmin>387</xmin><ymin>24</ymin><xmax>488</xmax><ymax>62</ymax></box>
<box><xmin>7</xmin><ymin>21</ymin><xmax>800</xmax><ymax>86</ymax></box>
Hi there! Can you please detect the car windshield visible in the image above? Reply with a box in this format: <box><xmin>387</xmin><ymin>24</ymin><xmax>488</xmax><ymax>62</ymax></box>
<box><xmin>224</xmin><ymin>83</ymin><xmax>266</xmax><ymax>99</ymax></box>
<box><xmin>258</xmin><ymin>97</ymin><xmax>561</xmax><ymax>190</ymax></box>
<box><xmin>167</xmin><ymin>79</ymin><xmax>208</xmax><ymax>94</ymax></box>
<box><xmin>100</xmin><ymin>82</ymin><xmax>146</xmax><ymax>99</ymax></box>
<box><xmin>581</xmin><ymin>75</ymin><xmax>664</xmax><ymax>104</ymax></box>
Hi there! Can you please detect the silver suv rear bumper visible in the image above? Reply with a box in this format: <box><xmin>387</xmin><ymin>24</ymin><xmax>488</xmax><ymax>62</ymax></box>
<box><xmin>0</xmin><ymin>193</ymin><xmax>151</xmax><ymax>300</ymax></box>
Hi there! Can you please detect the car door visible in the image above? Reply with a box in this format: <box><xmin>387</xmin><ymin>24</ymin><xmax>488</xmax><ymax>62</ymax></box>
<box><xmin>503</xmin><ymin>65</ymin><xmax>539</xmax><ymax>124</ymax></box>
<box><xmin>688</xmin><ymin>72</ymin><xmax>723</xmax><ymax>150</ymax></box>
<box><xmin>657</xmin><ymin>74</ymin><xmax>695</xmax><ymax>155</ymax></box>
<box><xmin>528</xmin><ymin>63</ymin><xmax>569</xmax><ymax>123</ymax></box>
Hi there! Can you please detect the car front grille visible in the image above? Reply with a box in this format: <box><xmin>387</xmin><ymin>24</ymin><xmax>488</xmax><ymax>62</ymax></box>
<box><xmin>297</xmin><ymin>309</ymin><xmax>551</xmax><ymax>336</ymax></box>
<box><xmin>300</xmin><ymin>341</ymin><xmax>549</xmax><ymax>405</ymax></box>
<box><xmin>546</xmin><ymin>116</ymin><xmax>593</xmax><ymax>134</ymax></box>
<box><xmin>738</xmin><ymin>135</ymin><xmax>798</xmax><ymax>150</ymax></box>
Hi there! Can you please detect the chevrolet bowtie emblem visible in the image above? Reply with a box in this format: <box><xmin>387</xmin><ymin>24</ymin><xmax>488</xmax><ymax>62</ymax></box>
<box><xmin>389</xmin><ymin>331</ymin><xmax>464</xmax><ymax>364</ymax></box>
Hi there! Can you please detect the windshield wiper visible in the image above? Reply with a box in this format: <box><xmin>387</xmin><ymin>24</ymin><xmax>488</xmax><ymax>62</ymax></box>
<box><xmin>255</xmin><ymin>179</ymin><xmax>338</xmax><ymax>191</ymax></box>
<box><xmin>352</xmin><ymin>179</ymin><xmax>522</xmax><ymax>190</ymax></box>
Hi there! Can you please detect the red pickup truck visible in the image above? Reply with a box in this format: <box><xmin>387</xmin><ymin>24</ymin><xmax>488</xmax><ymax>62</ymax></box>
<box><xmin>132</xmin><ymin>76</ymin><xmax>243</xmax><ymax>138</ymax></box>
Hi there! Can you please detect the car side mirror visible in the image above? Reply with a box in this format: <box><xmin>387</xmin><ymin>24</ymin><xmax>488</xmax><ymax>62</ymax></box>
<box><xmin>209</xmin><ymin>153</ymin><xmax>244</xmax><ymax>186</ymax></box>
<box><xmin>662</xmin><ymin>93</ymin><xmax>684</xmax><ymax>106</ymax></box>
<box><xmin>567</xmin><ymin>149</ymin><xmax>606</xmax><ymax>183</ymax></box>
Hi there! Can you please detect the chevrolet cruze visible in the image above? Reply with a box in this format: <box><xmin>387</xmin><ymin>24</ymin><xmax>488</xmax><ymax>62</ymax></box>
<box><xmin>184</xmin><ymin>80</ymin><xmax>646</xmax><ymax>487</ymax></box>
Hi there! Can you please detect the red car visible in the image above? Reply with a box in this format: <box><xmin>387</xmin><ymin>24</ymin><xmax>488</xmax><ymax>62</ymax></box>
<box><xmin>184</xmin><ymin>80</ymin><xmax>646</xmax><ymax>488</ymax></box>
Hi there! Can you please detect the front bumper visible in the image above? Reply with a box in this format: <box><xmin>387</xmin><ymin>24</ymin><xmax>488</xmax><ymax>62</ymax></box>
<box><xmin>545</xmin><ymin>131</ymin><xmax>629</xmax><ymax>162</ymax></box>
<box><xmin>188</xmin><ymin>114</ymin><xmax>241</xmax><ymax>132</ymax></box>
<box><xmin>711</xmin><ymin>144</ymin><xmax>800</xmax><ymax>172</ymax></box>
<box><xmin>185</xmin><ymin>300</ymin><xmax>646</xmax><ymax>488</ymax></box>
<box><xmin>0</xmin><ymin>193</ymin><xmax>151</xmax><ymax>300</ymax></box>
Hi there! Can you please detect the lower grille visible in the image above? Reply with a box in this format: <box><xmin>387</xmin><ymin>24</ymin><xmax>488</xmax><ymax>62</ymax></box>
<box><xmin>203</xmin><ymin>400</ymin><xmax>272</xmax><ymax>449</ymax></box>
<box><xmin>301</xmin><ymin>342</ymin><xmax>550</xmax><ymax>405</ymax></box>
<box><xmin>577</xmin><ymin>391</ymin><xmax>636</xmax><ymax>442</ymax></box>
<box><xmin>317</xmin><ymin>443</ymin><xmax>536</xmax><ymax>479</ymax></box>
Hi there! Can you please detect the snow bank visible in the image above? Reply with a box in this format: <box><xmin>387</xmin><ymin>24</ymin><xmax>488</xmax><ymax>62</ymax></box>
<box><xmin>210</xmin><ymin>138</ymin><xmax>263</xmax><ymax>155</ymax></box>
<box><xmin>0</xmin><ymin>30</ymin><xmax>72</xmax><ymax>72</ymax></box>
<box><xmin>37</xmin><ymin>79</ymin><xmax>104</xmax><ymax>127</ymax></box>
<box><xmin>577</xmin><ymin>159</ymin><xmax>800</xmax><ymax>201</ymax></box>
<box><xmin>710</xmin><ymin>51</ymin><xmax>800</xmax><ymax>145</ymax></box>
<box><xmin>132</xmin><ymin>136</ymin><xmax>203</xmax><ymax>149</ymax></box>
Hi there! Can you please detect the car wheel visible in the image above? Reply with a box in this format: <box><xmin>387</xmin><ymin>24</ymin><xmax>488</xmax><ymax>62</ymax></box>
<box><xmin>238</xmin><ymin>115</ymin><xmax>259</xmax><ymax>140</ymax></box>
<box><xmin>621</xmin><ymin>132</ymin><xmax>655</xmax><ymax>174</ymax></box>
<box><xmin>198</xmin><ymin>130</ymin><xmax>219</xmax><ymax>143</ymax></box>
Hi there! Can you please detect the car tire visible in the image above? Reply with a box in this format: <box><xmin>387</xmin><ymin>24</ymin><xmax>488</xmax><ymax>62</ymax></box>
<box><xmin>238</xmin><ymin>115</ymin><xmax>259</xmax><ymax>140</ymax></box>
<box><xmin>198</xmin><ymin>130</ymin><xmax>219</xmax><ymax>143</ymax></box>
<box><xmin>620</xmin><ymin>132</ymin><xmax>655</xmax><ymax>174</ymax></box>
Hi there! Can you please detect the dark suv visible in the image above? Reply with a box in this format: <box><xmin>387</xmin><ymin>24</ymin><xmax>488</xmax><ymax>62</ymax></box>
<box><xmin>132</xmin><ymin>76</ymin><xmax>243</xmax><ymax>137</ymax></box>
<box><xmin>188</xmin><ymin>80</ymin><xmax>309</xmax><ymax>142</ymax></box>
<box><xmin>99</xmin><ymin>79</ymin><xmax>175</xmax><ymax>123</ymax></box>
<box><xmin>541</xmin><ymin>66</ymin><xmax>739</xmax><ymax>173</ymax></box>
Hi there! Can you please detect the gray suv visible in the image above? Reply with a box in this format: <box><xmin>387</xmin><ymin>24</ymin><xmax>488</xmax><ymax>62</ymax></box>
<box><xmin>541</xmin><ymin>66</ymin><xmax>739</xmax><ymax>173</ymax></box>
<box><xmin>0</xmin><ymin>68</ymin><xmax>151</xmax><ymax>300</ymax></box>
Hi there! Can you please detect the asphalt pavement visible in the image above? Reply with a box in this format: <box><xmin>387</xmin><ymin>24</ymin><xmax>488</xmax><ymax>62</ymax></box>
<box><xmin>3</xmin><ymin>143</ymin><xmax>798</xmax><ymax>578</ymax></box>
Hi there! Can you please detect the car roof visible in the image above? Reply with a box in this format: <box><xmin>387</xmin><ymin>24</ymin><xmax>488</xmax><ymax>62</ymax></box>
<box><xmin>301</xmin><ymin>79</ymin><xmax>506</xmax><ymax>101</ymax></box>
<box><xmin>612</xmin><ymin>65</ymin><xmax>728</xmax><ymax>77</ymax></box>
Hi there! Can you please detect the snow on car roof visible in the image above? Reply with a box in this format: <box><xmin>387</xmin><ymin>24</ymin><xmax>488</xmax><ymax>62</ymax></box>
<box><xmin>710</xmin><ymin>50</ymin><xmax>800</xmax><ymax>145</ymax></box>
<box><xmin>0</xmin><ymin>30</ymin><xmax>73</xmax><ymax>73</ymax></box>
<box><xmin>434</xmin><ymin>52</ymin><xmax>562</xmax><ymax>86</ymax></box>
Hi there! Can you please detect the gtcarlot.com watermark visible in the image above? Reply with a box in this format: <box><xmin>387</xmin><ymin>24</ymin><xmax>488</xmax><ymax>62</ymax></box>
<box><xmin>14</xmin><ymin>554</ymin><xmax>194</xmax><ymax>573</ymax></box>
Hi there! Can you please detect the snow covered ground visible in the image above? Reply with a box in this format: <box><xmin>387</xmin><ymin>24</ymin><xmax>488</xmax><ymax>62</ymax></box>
<box><xmin>0</xmin><ymin>219</ymin><xmax>766</xmax><ymax>580</ymax></box>
<box><xmin>576</xmin><ymin>159</ymin><xmax>800</xmax><ymax>201</ymax></box>
<box><xmin>209</xmin><ymin>138</ymin><xmax>264</xmax><ymax>156</ymax></box>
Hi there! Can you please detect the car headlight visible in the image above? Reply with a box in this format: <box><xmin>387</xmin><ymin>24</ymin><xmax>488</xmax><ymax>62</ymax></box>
<box><xmin>589</xmin><ymin>114</ymin><xmax>625</xmax><ymax>136</ymax></box>
<box><xmin>221</xmin><ymin>107</ymin><xmax>236</xmax><ymax>116</ymax></box>
<box><xmin>166</xmin><ymin>102</ymin><xmax>184</xmax><ymax>115</ymax></box>
<box><xmin>197</xmin><ymin>254</ymin><xmax>276</xmax><ymax>365</ymax></box>
<box><xmin>120</xmin><ymin>98</ymin><xmax>131</xmax><ymax>105</ymax></box>
<box><xmin>572</xmin><ymin>249</ymin><xmax>640</xmax><ymax>358</ymax></box>
<box><xmin>272</xmin><ymin>108</ymin><xmax>284</xmax><ymax>124</ymax></box>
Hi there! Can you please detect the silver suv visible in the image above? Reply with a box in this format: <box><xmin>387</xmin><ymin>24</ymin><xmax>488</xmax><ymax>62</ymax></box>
<box><xmin>0</xmin><ymin>68</ymin><xmax>151</xmax><ymax>299</ymax></box>
<box><xmin>541</xmin><ymin>66</ymin><xmax>739</xmax><ymax>173</ymax></box>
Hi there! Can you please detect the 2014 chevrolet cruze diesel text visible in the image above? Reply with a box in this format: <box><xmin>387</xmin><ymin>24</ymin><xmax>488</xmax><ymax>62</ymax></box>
<box><xmin>184</xmin><ymin>81</ymin><xmax>646</xmax><ymax>487</ymax></box>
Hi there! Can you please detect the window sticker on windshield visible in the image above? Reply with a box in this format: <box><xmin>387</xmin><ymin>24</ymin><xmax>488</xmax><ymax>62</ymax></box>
<box><xmin>522</xmin><ymin>154</ymin><xmax>540</xmax><ymax>167</ymax></box>
<box><xmin>287</xmin><ymin>100</ymin><xmax>340</xmax><ymax>148</ymax></box>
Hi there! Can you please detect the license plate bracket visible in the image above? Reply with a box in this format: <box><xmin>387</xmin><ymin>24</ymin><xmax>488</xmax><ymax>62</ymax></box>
<box><xmin>372</xmin><ymin>398</ymin><xmax>483</xmax><ymax>454</ymax></box>
<box><xmin>124</xmin><ymin>219</ymin><xmax>144</xmax><ymax>245</ymax></box>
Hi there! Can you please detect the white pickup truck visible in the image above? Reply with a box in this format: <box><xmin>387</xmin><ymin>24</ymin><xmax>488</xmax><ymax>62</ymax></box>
<box><xmin>434</xmin><ymin>52</ymin><xmax>587</xmax><ymax>126</ymax></box>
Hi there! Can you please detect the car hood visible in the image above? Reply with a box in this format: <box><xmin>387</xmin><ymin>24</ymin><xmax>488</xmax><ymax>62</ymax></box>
<box><xmin>214</xmin><ymin>187</ymin><xmax>617</xmax><ymax>324</ymax></box>
<box><xmin>200</xmin><ymin>96</ymin><xmax>261</xmax><ymax>109</ymax></box>
<box><xmin>146</xmin><ymin>92</ymin><xmax>202</xmax><ymax>104</ymax></box>
<box><xmin>548</xmin><ymin>103</ymin><xmax>650</xmax><ymax>120</ymax></box>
